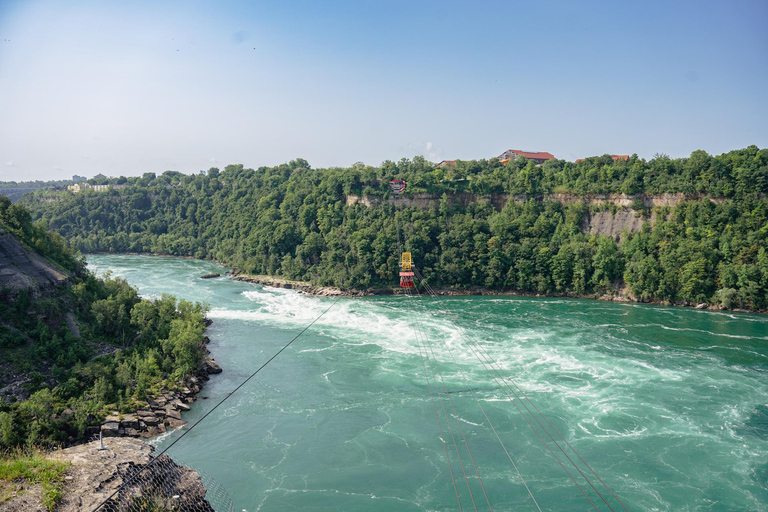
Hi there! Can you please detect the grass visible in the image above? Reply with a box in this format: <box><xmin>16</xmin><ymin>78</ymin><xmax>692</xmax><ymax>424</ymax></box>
<box><xmin>0</xmin><ymin>448</ymin><xmax>69</xmax><ymax>511</ymax></box>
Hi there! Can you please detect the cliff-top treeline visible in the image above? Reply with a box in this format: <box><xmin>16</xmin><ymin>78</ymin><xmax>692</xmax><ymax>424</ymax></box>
<box><xmin>22</xmin><ymin>146</ymin><xmax>768</xmax><ymax>311</ymax></box>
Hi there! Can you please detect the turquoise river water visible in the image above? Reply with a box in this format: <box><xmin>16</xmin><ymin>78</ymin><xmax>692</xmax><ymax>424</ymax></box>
<box><xmin>86</xmin><ymin>254</ymin><xmax>768</xmax><ymax>512</ymax></box>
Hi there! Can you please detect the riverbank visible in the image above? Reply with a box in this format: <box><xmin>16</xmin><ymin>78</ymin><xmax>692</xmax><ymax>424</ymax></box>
<box><xmin>83</xmin><ymin>253</ymin><xmax>765</xmax><ymax>315</ymax></box>
<box><xmin>96</xmin><ymin>319</ymin><xmax>223</xmax><ymax>441</ymax></box>
<box><xmin>231</xmin><ymin>271</ymin><xmax>765</xmax><ymax>315</ymax></box>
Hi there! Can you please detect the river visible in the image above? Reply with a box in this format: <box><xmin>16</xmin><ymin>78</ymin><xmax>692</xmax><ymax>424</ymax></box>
<box><xmin>86</xmin><ymin>254</ymin><xmax>768</xmax><ymax>512</ymax></box>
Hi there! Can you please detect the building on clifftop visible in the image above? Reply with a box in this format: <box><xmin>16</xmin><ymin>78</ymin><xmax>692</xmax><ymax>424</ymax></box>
<box><xmin>497</xmin><ymin>149</ymin><xmax>556</xmax><ymax>165</ymax></box>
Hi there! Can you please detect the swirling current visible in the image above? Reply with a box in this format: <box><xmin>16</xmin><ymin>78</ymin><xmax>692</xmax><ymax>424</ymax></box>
<box><xmin>86</xmin><ymin>254</ymin><xmax>768</xmax><ymax>512</ymax></box>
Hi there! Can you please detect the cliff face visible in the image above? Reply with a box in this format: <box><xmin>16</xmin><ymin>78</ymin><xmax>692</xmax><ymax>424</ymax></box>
<box><xmin>345</xmin><ymin>192</ymin><xmax>705</xmax><ymax>239</ymax></box>
<box><xmin>345</xmin><ymin>192</ymin><xmax>723</xmax><ymax>210</ymax></box>
<box><xmin>0</xmin><ymin>228</ymin><xmax>69</xmax><ymax>293</ymax></box>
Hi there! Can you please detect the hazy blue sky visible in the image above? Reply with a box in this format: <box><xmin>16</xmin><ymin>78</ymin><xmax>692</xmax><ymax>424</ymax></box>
<box><xmin>1</xmin><ymin>0</ymin><xmax>766</xmax><ymax>180</ymax></box>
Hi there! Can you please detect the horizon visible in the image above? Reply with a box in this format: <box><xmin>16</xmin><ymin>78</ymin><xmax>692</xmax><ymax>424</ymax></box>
<box><xmin>0</xmin><ymin>144</ymin><xmax>763</xmax><ymax>185</ymax></box>
<box><xmin>1</xmin><ymin>0</ymin><xmax>767</xmax><ymax>180</ymax></box>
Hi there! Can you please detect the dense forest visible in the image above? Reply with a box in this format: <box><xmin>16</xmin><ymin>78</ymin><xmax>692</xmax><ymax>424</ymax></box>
<box><xmin>0</xmin><ymin>199</ymin><xmax>209</xmax><ymax>448</ymax></box>
<box><xmin>21</xmin><ymin>146</ymin><xmax>768</xmax><ymax>311</ymax></box>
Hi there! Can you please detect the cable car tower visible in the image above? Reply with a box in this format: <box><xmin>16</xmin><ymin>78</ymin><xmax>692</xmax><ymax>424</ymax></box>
<box><xmin>400</xmin><ymin>252</ymin><xmax>414</xmax><ymax>288</ymax></box>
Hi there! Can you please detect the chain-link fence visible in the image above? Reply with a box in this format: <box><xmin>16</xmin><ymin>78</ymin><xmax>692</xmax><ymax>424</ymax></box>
<box><xmin>87</xmin><ymin>434</ymin><xmax>234</xmax><ymax>512</ymax></box>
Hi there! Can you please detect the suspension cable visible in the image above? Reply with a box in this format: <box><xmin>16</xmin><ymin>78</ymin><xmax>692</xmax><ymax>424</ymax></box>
<box><xmin>407</xmin><ymin>286</ymin><xmax>465</xmax><ymax>511</ymax></box>
<box><xmin>405</xmin><ymin>285</ymin><xmax>480</xmax><ymax>511</ymax></box>
<box><xmin>409</xmin><ymin>285</ymin><xmax>494</xmax><ymax>511</ymax></box>
<box><xmin>410</xmin><ymin>280</ymin><xmax>543</xmax><ymax>512</ymax></box>
<box><xmin>414</xmin><ymin>269</ymin><xmax>629</xmax><ymax>512</ymax></box>
<box><xmin>412</xmin><ymin>274</ymin><xmax>613</xmax><ymax>511</ymax></box>
<box><xmin>91</xmin><ymin>296</ymin><xmax>341</xmax><ymax>512</ymax></box>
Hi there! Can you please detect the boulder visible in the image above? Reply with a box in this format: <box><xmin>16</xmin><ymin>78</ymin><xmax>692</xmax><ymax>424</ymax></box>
<box><xmin>123</xmin><ymin>428</ymin><xmax>141</xmax><ymax>437</ymax></box>
<box><xmin>199</xmin><ymin>273</ymin><xmax>220</xmax><ymax>279</ymax></box>
<box><xmin>120</xmin><ymin>414</ymin><xmax>139</xmax><ymax>430</ymax></box>
<box><xmin>165</xmin><ymin>418</ymin><xmax>188</xmax><ymax>429</ymax></box>
<box><xmin>101</xmin><ymin>421</ymin><xmax>120</xmax><ymax>437</ymax></box>
<box><xmin>165</xmin><ymin>408</ymin><xmax>182</xmax><ymax>421</ymax></box>
<box><xmin>203</xmin><ymin>358</ymin><xmax>222</xmax><ymax>374</ymax></box>
<box><xmin>171</xmin><ymin>400</ymin><xmax>191</xmax><ymax>412</ymax></box>
<box><xmin>140</xmin><ymin>415</ymin><xmax>160</xmax><ymax>427</ymax></box>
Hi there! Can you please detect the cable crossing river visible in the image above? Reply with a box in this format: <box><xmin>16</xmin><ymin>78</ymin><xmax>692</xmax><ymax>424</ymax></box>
<box><xmin>87</xmin><ymin>254</ymin><xmax>768</xmax><ymax>511</ymax></box>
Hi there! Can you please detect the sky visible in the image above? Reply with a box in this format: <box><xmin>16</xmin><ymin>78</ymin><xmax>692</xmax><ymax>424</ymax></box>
<box><xmin>0</xmin><ymin>0</ymin><xmax>766</xmax><ymax>181</ymax></box>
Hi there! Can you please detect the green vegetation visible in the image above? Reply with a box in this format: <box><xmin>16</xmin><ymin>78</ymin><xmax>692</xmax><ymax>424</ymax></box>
<box><xmin>0</xmin><ymin>179</ymin><xmax>75</xmax><ymax>190</ymax></box>
<box><xmin>0</xmin><ymin>448</ymin><xmax>69</xmax><ymax>511</ymax></box>
<box><xmin>0</xmin><ymin>201</ymin><xmax>209</xmax><ymax>449</ymax></box>
<box><xmin>23</xmin><ymin>146</ymin><xmax>768</xmax><ymax>311</ymax></box>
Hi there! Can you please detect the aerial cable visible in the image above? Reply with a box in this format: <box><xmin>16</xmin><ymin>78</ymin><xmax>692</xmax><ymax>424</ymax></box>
<box><xmin>412</xmin><ymin>269</ymin><xmax>609</xmax><ymax>511</ymax></box>
<box><xmin>445</xmin><ymin>309</ymin><xmax>630</xmax><ymax>512</ymax></box>
<box><xmin>395</xmin><ymin>226</ymin><xmax>485</xmax><ymax>511</ymax></box>
<box><xmin>410</xmin><ymin>281</ymin><xmax>543</xmax><ymax>512</ymax></box>
<box><xmin>409</xmin><ymin>286</ymin><xmax>494</xmax><ymax>511</ymax></box>
<box><xmin>413</xmin><ymin>269</ymin><xmax>627</xmax><ymax>511</ymax></box>
<box><xmin>91</xmin><ymin>296</ymin><xmax>342</xmax><ymax>512</ymax></box>
<box><xmin>414</xmin><ymin>268</ymin><xmax>625</xmax><ymax>511</ymax></box>
<box><xmin>406</xmin><ymin>285</ymin><xmax>465</xmax><ymax>511</ymax></box>
<box><xmin>405</xmin><ymin>285</ymin><xmax>480</xmax><ymax>511</ymax></box>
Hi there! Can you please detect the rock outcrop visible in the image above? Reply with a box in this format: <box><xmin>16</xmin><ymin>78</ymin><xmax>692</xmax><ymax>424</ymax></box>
<box><xmin>99</xmin><ymin>356</ymin><xmax>221</xmax><ymax>439</ymax></box>
<box><xmin>0</xmin><ymin>228</ymin><xmax>69</xmax><ymax>293</ymax></box>
<box><xmin>50</xmin><ymin>437</ymin><xmax>214</xmax><ymax>512</ymax></box>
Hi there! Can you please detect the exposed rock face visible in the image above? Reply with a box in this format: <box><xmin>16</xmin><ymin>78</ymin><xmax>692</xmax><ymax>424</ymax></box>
<box><xmin>0</xmin><ymin>228</ymin><xmax>69</xmax><ymax>293</ymax></box>
<box><xmin>346</xmin><ymin>192</ymin><xmax>724</xmax><ymax>238</ymax></box>
<box><xmin>582</xmin><ymin>209</ymin><xmax>648</xmax><ymax>239</ymax></box>
<box><xmin>50</xmin><ymin>438</ymin><xmax>214</xmax><ymax>512</ymax></box>
<box><xmin>346</xmin><ymin>192</ymin><xmax>725</xmax><ymax>211</ymax></box>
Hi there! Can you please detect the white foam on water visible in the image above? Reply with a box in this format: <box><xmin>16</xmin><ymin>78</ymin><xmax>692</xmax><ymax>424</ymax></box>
<box><xmin>207</xmin><ymin>286</ymin><xmax>470</xmax><ymax>360</ymax></box>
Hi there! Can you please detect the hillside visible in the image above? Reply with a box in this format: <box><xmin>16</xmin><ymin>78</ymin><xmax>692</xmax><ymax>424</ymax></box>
<box><xmin>0</xmin><ymin>227</ymin><xmax>69</xmax><ymax>292</ymax></box>
<box><xmin>22</xmin><ymin>146</ymin><xmax>768</xmax><ymax>311</ymax></box>
<box><xmin>0</xmin><ymin>202</ymin><xmax>211</xmax><ymax>453</ymax></box>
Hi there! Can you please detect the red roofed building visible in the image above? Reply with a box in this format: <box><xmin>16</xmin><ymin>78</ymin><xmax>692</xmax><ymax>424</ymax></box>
<box><xmin>435</xmin><ymin>160</ymin><xmax>456</xmax><ymax>168</ymax></box>
<box><xmin>497</xmin><ymin>149</ymin><xmax>556</xmax><ymax>165</ymax></box>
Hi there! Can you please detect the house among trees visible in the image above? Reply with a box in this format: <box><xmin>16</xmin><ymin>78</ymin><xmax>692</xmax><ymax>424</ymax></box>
<box><xmin>435</xmin><ymin>160</ymin><xmax>456</xmax><ymax>168</ymax></box>
<box><xmin>497</xmin><ymin>149</ymin><xmax>556</xmax><ymax>165</ymax></box>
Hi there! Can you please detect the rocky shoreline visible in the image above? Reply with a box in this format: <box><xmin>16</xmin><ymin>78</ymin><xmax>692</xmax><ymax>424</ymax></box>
<box><xmin>84</xmin><ymin>253</ymin><xmax>765</xmax><ymax>314</ymax></box>
<box><xmin>230</xmin><ymin>272</ymin><xmax>765</xmax><ymax>315</ymax></box>
<box><xmin>98</xmin><ymin>322</ymin><xmax>222</xmax><ymax>440</ymax></box>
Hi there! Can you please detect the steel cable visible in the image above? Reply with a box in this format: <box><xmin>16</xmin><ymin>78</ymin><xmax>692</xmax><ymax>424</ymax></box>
<box><xmin>414</xmin><ymin>268</ymin><xmax>629</xmax><ymax>511</ymax></box>
<box><xmin>410</xmin><ymin>280</ymin><xmax>543</xmax><ymax>512</ymax></box>
<box><xmin>90</xmin><ymin>296</ymin><xmax>341</xmax><ymax>512</ymax></box>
